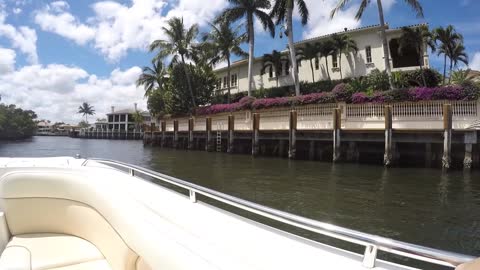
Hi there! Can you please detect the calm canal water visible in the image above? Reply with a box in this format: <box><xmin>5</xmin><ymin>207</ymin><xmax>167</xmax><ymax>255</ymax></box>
<box><xmin>1</xmin><ymin>136</ymin><xmax>479</xmax><ymax>267</ymax></box>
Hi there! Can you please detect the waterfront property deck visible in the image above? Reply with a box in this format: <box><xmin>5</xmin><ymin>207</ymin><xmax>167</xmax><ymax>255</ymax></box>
<box><xmin>75</xmin><ymin>129</ymin><xmax>144</xmax><ymax>140</ymax></box>
<box><xmin>144</xmin><ymin>100</ymin><xmax>480</xmax><ymax>169</ymax></box>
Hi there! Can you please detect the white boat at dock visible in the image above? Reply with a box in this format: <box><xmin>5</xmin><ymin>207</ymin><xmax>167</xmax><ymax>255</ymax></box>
<box><xmin>0</xmin><ymin>157</ymin><xmax>475</xmax><ymax>270</ymax></box>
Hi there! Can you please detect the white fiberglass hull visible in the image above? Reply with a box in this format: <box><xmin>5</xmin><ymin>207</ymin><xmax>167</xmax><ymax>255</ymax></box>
<box><xmin>0</xmin><ymin>157</ymin><xmax>472</xmax><ymax>270</ymax></box>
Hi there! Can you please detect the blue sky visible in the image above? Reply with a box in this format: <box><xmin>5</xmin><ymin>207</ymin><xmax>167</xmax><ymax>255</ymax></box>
<box><xmin>0</xmin><ymin>0</ymin><xmax>479</xmax><ymax>123</ymax></box>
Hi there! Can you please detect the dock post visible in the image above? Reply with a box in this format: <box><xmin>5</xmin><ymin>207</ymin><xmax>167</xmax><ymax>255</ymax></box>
<box><xmin>332</xmin><ymin>108</ymin><xmax>342</xmax><ymax>162</ymax></box>
<box><xmin>464</xmin><ymin>131</ymin><xmax>477</xmax><ymax>169</ymax></box>
<box><xmin>425</xmin><ymin>143</ymin><xmax>432</xmax><ymax>167</ymax></box>
<box><xmin>288</xmin><ymin>110</ymin><xmax>297</xmax><ymax>159</ymax></box>
<box><xmin>173</xmin><ymin>120</ymin><xmax>179</xmax><ymax>148</ymax></box>
<box><xmin>227</xmin><ymin>115</ymin><xmax>235</xmax><ymax>153</ymax></box>
<box><xmin>384</xmin><ymin>105</ymin><xmax>393</xmax><ymax>166</ymax></box>
<box><xmin>150</xmin><ymin>123</ymin><xmax>155</xmax><ymax>146</ymax></box>
<box><xmin>206</xmin><ymin>117</ymin><xmax>213</xmax><ymax>152</ymax></box>
<box><xmin>188</xmin><ymin>118</ymin><xmax>194</xmax><ymax>150</ymax></box>
<box><xmin>309</xmin><ymin>141</ymin><xmax>315</xmax><ymax>160</ymax></box>
<box><xmin>347</xmin><ymin>141</ymin><xmax>359</xmax><ymax>162</ymax></box>
<box><xmin>252</xmin><ymin>113</ymin><xmax>260</xmax><ymax>156</ymax></box>
<box><xmin>161</xmin><ymin>121</ymin><xmax>166</xmax><ymax>147</ymax></box>
<box><xmin>442</xmin><ymin>104</ymin><xmax>452</xmax><ymax>169</ymax></box>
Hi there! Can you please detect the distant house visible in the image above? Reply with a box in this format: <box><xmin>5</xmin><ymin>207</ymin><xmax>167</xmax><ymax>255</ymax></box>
<box><xmin>213</xmin><ymin>24</ymin><xmax>430</xmax><ymax>94</ymax></box>
<box><xmin>106</xmin><ymin>104</ymin><xmax>149</xmax><ymax>131</ymax></box>
<box><xmin>36</xmin><ymin>121</ymin><xmax>52</xmax><ymax>135</ymax></box>
<box><xmin>94</xmin><ymin>119</ymin><xmax>108</xmax><ymax>130</ymax></box>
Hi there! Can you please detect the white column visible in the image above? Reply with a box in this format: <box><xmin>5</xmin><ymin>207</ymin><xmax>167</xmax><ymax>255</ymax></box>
<box><xmin>125</xmin><ymin>114</ymin><xmax>129</xmax><ymax>131</ymax></box>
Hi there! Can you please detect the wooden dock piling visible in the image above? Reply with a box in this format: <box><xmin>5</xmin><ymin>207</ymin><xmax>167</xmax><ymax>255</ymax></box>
<box><xmin>333</xmin><ymin>108</ymin><xmax>342</xmax><ymax>162</ymax></box>
<box><xmin>188</xmin><ymin>118</ymin><xmax>194</xmax><ymax>150</ymax></box>
<box><xmin>442</xmin><ymin>104</ymin><xmax>452</xmax><ymax>169</ymax></box>
<box><xmin>227</xmin><ymin>115</ymin><xmax>235</xmax><ymax>153</ymax></box>
<box><xmin>384</xmin><ymin>105</ymin><xmax>393</xmax><ymax>166</ymax></box>
<box><xmin>252</xmin><ymin>113</ymin><xmax>260</xmax><ymax>156</ymax></box>
<box><xmin>173</xmin><ymin>120</ymin><xmax>179</xmax><ymax>148</ymax></box>
<box><xmin>289</xmin><ymin>110</ymin><xmax>297</xmax><ymax>159</ymax></box>
<box><xmin>161</xmin><ymin>121</ymin><xmax>166</xmax><ymax>147</ymax></box>
<box><xmin>206</xmin><ymin>117</ymin><xmax>213</xmax><ymax>152</ymax></box>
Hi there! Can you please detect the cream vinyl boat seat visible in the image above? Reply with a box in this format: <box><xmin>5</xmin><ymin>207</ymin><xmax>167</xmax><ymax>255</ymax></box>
<box><xmin>0</xmin><ymin>169</ymin><xmax>153</xmax><ymax>270</ymax></box>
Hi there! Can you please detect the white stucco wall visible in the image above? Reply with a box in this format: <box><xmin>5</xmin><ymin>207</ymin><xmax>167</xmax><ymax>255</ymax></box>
<box><xmin>214</xmin><ymin>25</ymin><xmax>429</xmax><ymax>94</ymax></box>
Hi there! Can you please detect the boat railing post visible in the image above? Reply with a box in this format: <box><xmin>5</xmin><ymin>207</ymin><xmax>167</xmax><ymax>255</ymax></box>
<box><xmin>128</xmin><ymin>168</ymin><xmax>135</xmax><ymax>177</ymax></box>
<box><xmin>189</xmin><ymin>190</ymin><xmax>197</xmax><ymax>203</ymax></box>
<box><xmin>362</xmin><ymin>245</ymin><xmax>377</xmax><ymax>268</ymax></box>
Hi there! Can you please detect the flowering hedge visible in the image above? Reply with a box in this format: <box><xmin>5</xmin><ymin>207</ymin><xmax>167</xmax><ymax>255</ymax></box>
<box><xmin>352</xmin><ymin>86</ymin><xmax>478</xmax><ymax>104</ymax></box>
<box><xmin>197</xmin><ymin>85</ymin><xmax>479</xmax><ymax>115</ymax></box>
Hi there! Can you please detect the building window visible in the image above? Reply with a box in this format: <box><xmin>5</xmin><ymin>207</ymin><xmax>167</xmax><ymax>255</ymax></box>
<box><xmin>366</xmin><ymin>46</ymin><xmax>372</xmax><ymax>63</ymax></box>
<box><xmin>223</xmin><ymin>76</ymin><xmax>228</xmax><ymax>88</ymax></box>
<box><xmin>231</xmin><ymin>74</ymin><xmax>237</xmax><ymax>87</ymax></box>
<box><xmin>297</xmin><ymin>59</ymin><xmax>302</xmax><ymax>67</ymax></box>
<box><xmin>269</xmin><ymin>66</ymin><xmax>273</xmax><ymax>78</ymax></box>
<box><xmin>285</xmin><ymin>61</ymin><xmax>290</xmax><ymax>75</ymax></box>
<box><xmin>332</xmin><ymin>53</ymin><xmax>338</xmax><ymax>68</ymax></box>
<box><xmin>315</xmin><ymin>57</ymin><xmax>319</xmax><ymax>70</ymax></box>
<box><xmin>217</xmin><ymin>79</ymin><xmax>222</xmax><ymax>89</ymax></box>
<box><xmin>120</xmin><ymin>114</ymin><xmax>126</xmax><ymax>122</ymax></box>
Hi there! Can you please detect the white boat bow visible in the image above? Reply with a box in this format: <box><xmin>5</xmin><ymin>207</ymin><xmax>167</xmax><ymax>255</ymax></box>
<box><xmin>0</xmin><ymin>157</ymin><xmax>474</xmax><ymax>270</ymax></box>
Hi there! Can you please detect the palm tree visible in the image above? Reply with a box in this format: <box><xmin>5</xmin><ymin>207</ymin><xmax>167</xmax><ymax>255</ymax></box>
<box><xmin>78</xmin><ymin>102</ymin><xmax>95</xmax><ymax>123</ymax></box>
<box><xmin>132</xmin><ymin>111</ymin><xmax>144</xmax><ymax>132</ymax></box>
<box><xmin>217</xmin><ymin>0</ymin><xmax>275</xmax><ymax>97</ymax></box>
<box><xmin>149</xmin><ymin>17</ymin><xmax>199</xmax><ymax>108</ymax></box>
<box><xmin>331</xmin><ymin>34</ymin><xmax>358</xmax><ymax>79</ymax></box>
<box><xmin>296</xmin><ymin>43</ymin><xmax>320</xmax><ymax>82</ymax></box>
<box><xmin>398</xmin><ymin>26</ymin><xmax>435</xmax><ymax>86</ymax></box>
<box><xmin>203</xmin><ymin>18</ymin><xmax>247</xmax><ymax>103</ymax></box>
<box><xmin>270</xmin><ymin>0</ymin><xmax>309</xmax><ymax>96</ymax></box>
<box><xmin>331</xmin><ymin>0</ymin><xmax>424</xmax><ymax>88</ymax></box>
<box><xmin>318</xmin><ymin>39</ymin><xmax>336</xmax><ymax>80</ymax></box>
<box><xmin>433</xmin><ymin>25</ymin><xmax>464</xmax><ymax>85</ymax></box>
<box><xmin>136</xmin><ymin>58</ymin><xmax>167</xmax><ymax>98</ymax></box>
<box><xmin>448</xmin><ymin>42</ymin><xmax>468</xmax><ymax>83</ymax></box>
<box><xmin>261</xmin><ymin>50</ymin><xmax>288</xmax><ymax>87</ymax></box>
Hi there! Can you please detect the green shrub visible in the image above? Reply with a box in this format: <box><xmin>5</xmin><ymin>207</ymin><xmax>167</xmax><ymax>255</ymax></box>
<box><xmin>400</xmin><ymin>68</ymin><xmax>441</xmax><ymax>87</ymax></box>
<box><xmin>346</xmin><ymin>77</ymin><xmax>369</xmax><ymax>93</ymax></box>
<box><xmin>365</xmin><ymin>69</ymin><xmax>390</xmax><ymax>91</ymax></box>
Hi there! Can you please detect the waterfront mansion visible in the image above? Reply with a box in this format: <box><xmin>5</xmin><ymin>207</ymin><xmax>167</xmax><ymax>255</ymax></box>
<box><xmin>214</xmin><ymin>24</ymin><xmax>429</xmax><ymax>94</ymax></box>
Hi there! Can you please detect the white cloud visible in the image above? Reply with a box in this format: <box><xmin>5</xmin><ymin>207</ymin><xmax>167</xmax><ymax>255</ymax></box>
<box><xmin>380</xmin><ymin>0</ymin><xmax>396</xmax><ymax>13</ymax></box>
<box><xmin>34</xmin><ymin>0</ymin><xmax>227</xmax><ymax>61</ymax></box>
<box><xmin>0</xmin><ymin>47</ymin><xmax>16</xmax><ymax>73</ymax></box>
<box><xmin>0</xmin><ymin>62</ymin><xmax>146</xmax><ymax>123</ymax></box>
<box><xmin>300</xmin><ymin>0</ymin><xmax>361</xmax><ymax>39</ymax></box>
<box><xmin>34</xmin><ymin>1</ymin><xmax>95</xmax><ymax>45</ymax></box>
<box><xmin>470</xmin><ymin>52</ymin><xmax>480</xmax><ymax>71</ymax></box>
<box><xmin>0</xmin><ymin>11</ymin><xmax>38</xmax><ymax>63</ymax></box>
<box><xmin>12</xmin><ymin>8</ymin><xmax>22</xmax><ymax>14</ymax></box>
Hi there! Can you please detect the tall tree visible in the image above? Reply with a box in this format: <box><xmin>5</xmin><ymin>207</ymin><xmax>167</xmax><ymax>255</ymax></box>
<box><xmin>331</xmin><ymin>34</ymin><xmax>358</xmax><ymax>79</ymax></box>
<box><xmin>317</xmin><ymin>39</ymin><xmax>335</xmax><ymax>80</ymax></box>
<box><xmin>331</xmin><ymin>0</ymin><xmax>424</xmax><ymax>88</ymax></box>
<box><xmin>149</xmin><ymin>17</ymin><xmax>199</xmax><ymax>108</ymax></box>
<box><xmin>136</xmin><ymin>58</ymin><xmax>167</xmax><ymax>98</ymax></box>
<box><xmin>77</xmin><ymin>102</ymin><xmax>95</xmax><ymax>123</ymax></box>
<box><xmin>433</xmin><ymin>25</ymin><xmax>464</xmax><ymax>85</ymax></box>
<box><xmin>132</xmin><ymin>111</ymin><xmax>144</xmax><ymax>132</ymax></box>
<box><xmin>398</xmin><ymin>25</ymin><xmax>435</xmax><ymax>87</ymax></box>
<box><xmin>202</xmin><ymin>19</ymin><xmax>247</xmax><ymax>103</ymax></box>
<box><xmin>217</xmin><ymin>0</ymin><xmax>275</xmax><ymax>97</ymax></box>
<box><xmin>296</xmin><ymin>43</ymin><xmax>320</xmax><ymax>82</ymax></box>
<box><xmin>270</xmin><ymin>0</ymin><xmax>309</xmax><ymax>96</ymax></box>
<box><xmin>448</xmin><ymin>42</ymin><xmax>469</xmax><ymax>83</ymax></box>
<box><xmin>261</xmin><ymin>50</ymin><xmax>288</xmax><ymax>87</ymax></box>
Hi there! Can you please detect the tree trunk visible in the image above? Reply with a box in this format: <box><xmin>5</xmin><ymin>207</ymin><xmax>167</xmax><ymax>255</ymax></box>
<box><xmin>325</xmin><ymin>57</ymin><xmax>331</xmax><ymax>80</ymax></box>
<box><xmin>286</xmin><ymin>8</ymin><xmax>300</xmax><ymax>96</ymax></box>
<box><xmin>448</xmin><ymin>58</ymin><xmax>453</xmax><ymax>84</ymax></box>
<box><xmin>227</xmin><ymin>56</ymin><xmax>231</xmax><ymax>104</ymax></box>
<box><xmin>181</xmin><ymin>54</ymin><xmax>196</xmax><ymax>109</ymax></box>
<box><xmin>376</xmin><ymin>0</ymin><xmax>393</xmax><ymax>89</ymax></box>
<box><xmin>247</xmin><ymin>13</ymin><xmax>255</xmax><ymax>96</ymax></box>
<box><xmin>419</xmin><ymin>58</ymin><xmax>427</xmax><ymax>87</ymax></box>
<box><xmin>339</xmin><ymin>54</ymin><xmax>343</xmax><ymax>79</ymax></box>
<box><xmin>309</xmin><ymin>59</ymin><xmax>315</xmax><ymax>82</ymax></box>
<box><xmin>443</xmin><ymin>54</ymin><xmax>447</xmax><ymax>85</ymax></box>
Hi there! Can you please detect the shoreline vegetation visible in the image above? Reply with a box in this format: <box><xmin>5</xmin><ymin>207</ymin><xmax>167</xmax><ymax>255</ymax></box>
<box><xmin>0</xmin><ymin>100</ymin><xmax>37</xmax><ymax>140</ymax></box>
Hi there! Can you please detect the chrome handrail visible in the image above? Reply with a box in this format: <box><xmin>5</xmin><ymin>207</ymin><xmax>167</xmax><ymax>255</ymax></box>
<box><xmin>81</xmin><ymin>158</ymin><xmax>475</xmax><ymax>269</ymax></box>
